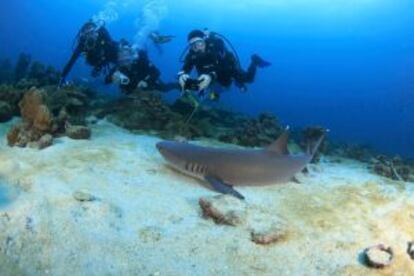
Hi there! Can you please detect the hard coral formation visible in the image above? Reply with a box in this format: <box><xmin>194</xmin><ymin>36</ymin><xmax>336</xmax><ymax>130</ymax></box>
<box><xmin>7</xmin><ymin>88</ymin><xmax>54</xmax><ymax>148</ymax></box>
<box><xmin>7</xmin><ymin>87</ymin><xmax>91</xmax><ymax>149</ymax></box>
<box><xmin>19</xmin><ymin>88</ymin><xmax>53</xmax><ymax>131</ymax></box>
<box><xmin>13</xmin><ymin>53</ymin><xmax>60</xmax><ymax>88</ymax></box>
<box><xmin>219</xmin><ymin>112</ymin><xmax>283</xmax><ymax>147</ymax></box>
<box><xmin>103</xmin><ymin>91</ymin><xmax>214</xmax><ymax>139</ymax></box>
<box><xmin>103</xmin><ymin>91</ymin><xmax>284</xmax><ymax>144</ymax></box>
<box><xmin>369</xmin><ymin>155</ymin><xmax>414</xmax><ymax>182</ymax></box>
<box><xmin>334</xmin><ymin>143</ymin><xmax>374</xmax><ymax>163</ymax></box>
<box><xmin>0</xmin><ymin>101</ymin><xmax>13</xmax><ymax>122</ymax></box>
<box><xmin>0</xmin><ymin>84</ymin><xmax>25</xmax><ymax>117</ymax></box>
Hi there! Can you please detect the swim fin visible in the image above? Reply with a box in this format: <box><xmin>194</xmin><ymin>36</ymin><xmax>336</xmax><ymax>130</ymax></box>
<box><xmin>251</xmin><ymin>54</ymin><xmax>271</xmax><ymax>68</ymax></box>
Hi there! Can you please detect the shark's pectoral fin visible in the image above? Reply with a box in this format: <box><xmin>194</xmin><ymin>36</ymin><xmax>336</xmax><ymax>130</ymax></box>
<box><xmin>204</xmin><ymin>176</ymin><xmax>245</xmax><ymax>200</ymax></box>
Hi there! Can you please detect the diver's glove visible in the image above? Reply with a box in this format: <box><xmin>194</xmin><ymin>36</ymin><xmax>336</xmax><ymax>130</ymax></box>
<box><xmin>198</xmin><ymin>74</ymin><xmax>212</xmax><ymax>91</ymax></box>
<box><xmin>178</xmin><ymin>73</ymin><xmax>190</xmax><ymax>90</ymax></box>
<box><xmin>112</xmin><ymin>71</ymin><xmax>130</xmax><ymax>85</ymax></box>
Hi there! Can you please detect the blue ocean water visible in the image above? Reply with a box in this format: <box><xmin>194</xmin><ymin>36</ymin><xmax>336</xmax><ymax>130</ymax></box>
<box><xmin>0</xmin><ymin>0</ymin><xmax>413</xmax><ymax>157</ymax></box>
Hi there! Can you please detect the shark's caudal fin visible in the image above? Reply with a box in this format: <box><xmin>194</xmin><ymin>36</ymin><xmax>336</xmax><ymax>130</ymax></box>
<box><xmin>266</xmin><ymin>127</ymin><xmax>290</xmax><ymax>155</ymax></box>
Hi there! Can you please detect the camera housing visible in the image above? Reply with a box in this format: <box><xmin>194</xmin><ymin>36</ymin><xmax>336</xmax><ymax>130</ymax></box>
<box><xmin>184</xmin><ymin>78</ymin><xmax>201</xmax><ymax>91</ymax></box>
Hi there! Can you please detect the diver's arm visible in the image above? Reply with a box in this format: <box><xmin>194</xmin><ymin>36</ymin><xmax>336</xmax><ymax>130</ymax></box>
<box><xmin>180</xmin><ymin>54</ymin><xmax>194</xmax><ymax>75</ymax></box>
<box><xmin>60</xmin><ymin>45</ymin><xmax>82</xmax><ymax>83</ymax></box>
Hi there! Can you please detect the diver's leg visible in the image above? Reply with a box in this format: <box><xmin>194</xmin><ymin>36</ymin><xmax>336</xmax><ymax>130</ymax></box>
<box><xmin>235</xmin><ymin>54</ymin><xmax>271</xmax><ymax>84</ymax></box>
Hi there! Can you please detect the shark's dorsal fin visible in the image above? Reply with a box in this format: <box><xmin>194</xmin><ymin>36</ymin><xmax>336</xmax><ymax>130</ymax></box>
<box><xmin>266</xmin><ymin>127</ymin><xmax>290</xmax><ymax>155</ymax></box>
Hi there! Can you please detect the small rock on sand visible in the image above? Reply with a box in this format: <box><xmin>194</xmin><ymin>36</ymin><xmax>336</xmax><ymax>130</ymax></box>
<box><xmin>73</xmin><ymin>190</ymin><xmax>96</xmax><ymax>202</ymax></box>
<box><xmin>66</xmin><ymin>125</ymin><xmax>91</xmax><ymax>140</ymax></box>
<box><xmin>199</xmin><ymin>195</ymin><xmax>247</xmax><ymax>226</ymax></box>
<box><xmin>250</xmin><ymin>223</ymin><xmax>289</xmax><ymax>245</ymax></box>
<box><xmin>364</xmin><ymin>244</ymin><xmax>393</xmax><ymax>268</ymax></box>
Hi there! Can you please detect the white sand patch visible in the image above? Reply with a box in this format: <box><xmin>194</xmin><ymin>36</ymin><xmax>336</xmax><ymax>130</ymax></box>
<box><xmin>0</xmin><ymin>119</ymin><xmax>414</xmax><ymax>275</ymax></box>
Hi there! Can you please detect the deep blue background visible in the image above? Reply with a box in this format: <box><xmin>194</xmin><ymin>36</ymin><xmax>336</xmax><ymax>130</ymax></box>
<box><xmin>1</xmin><ymin>0</ymin><xmax>413</xmax><ymax>157</ymax></box>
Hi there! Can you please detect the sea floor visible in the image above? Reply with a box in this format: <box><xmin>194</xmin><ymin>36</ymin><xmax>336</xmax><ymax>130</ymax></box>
<box><xmin>0</xmin><ymin>118</ymin><xmax>414</xmax><ymax>275</ymax></box>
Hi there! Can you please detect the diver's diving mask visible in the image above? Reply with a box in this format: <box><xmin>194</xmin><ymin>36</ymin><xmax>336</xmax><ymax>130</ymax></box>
<box><xmin>189</xmin><ymin>38</ymin><xmax>205</xmax><ymax>52</ymax></box>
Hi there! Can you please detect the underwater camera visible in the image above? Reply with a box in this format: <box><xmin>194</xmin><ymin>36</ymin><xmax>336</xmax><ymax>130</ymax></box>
<box><xmin>184</xmin><ymin>78</ymin><xmax>201</xmax><ymax>91</ymax></box>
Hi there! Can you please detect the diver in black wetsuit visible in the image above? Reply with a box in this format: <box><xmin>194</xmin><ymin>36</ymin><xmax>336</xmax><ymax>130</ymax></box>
<box><xmin>178</xmin><ymin>29</ymin><xmax>271</xmax><ymax>100</ymax></box>
<box><xmin>59</xmin><ymin>20</ymin><xmax>119</xmax><ymax>86</ymax></box>
<box><xmin>105</xmin><ymin>40</ymin><xmax>179</xmax><ymax>94</ymax></box>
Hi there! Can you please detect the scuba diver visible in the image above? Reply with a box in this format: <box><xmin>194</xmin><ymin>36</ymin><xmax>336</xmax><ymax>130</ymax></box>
<box><xmin>59</xmin><ymin>20</ymin><xmax>119</xmax><ymax>86</ymax></box>
<box><xmin>105</xmin><ymin>39</ymin><xmax>179</xmax><ymax>94</ymax></box>
<box><xmin>177</xmin><ymin>29</ymin><xmax>271</xmax><ymax>100</ymax></box>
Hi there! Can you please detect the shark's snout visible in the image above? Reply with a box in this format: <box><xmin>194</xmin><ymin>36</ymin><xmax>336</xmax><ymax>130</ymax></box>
<box><xmin>156</xmin><ymin>141</ymin><xmax>176</xmax><ymax>159</ymax></box>
<box><xmin>156</xmin><ymin>142</ymin><xmax>166</xmax><ymax>155</ymax></box>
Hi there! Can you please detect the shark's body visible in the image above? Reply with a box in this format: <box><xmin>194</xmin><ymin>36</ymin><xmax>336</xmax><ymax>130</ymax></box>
<box><xmin>156</xmin><ymin>130</ymin><xmax>324</xmax><ymax>199</ymax></box>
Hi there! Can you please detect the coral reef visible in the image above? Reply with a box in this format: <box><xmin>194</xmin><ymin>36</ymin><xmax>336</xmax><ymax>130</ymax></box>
<box><xmin>7</xmin><ymin>88</ymin><xmax>54</xmax><ymax>148</ymax></box>
<box><xmin>6</xmin><ymin>87</ymin><xmax>91</xmax><ymax>149</ymax></box>
<box><xmin>330</xmin><ymin>143</ymin><xmax>375</xmax><ymax>163</ymax></box>
<box><xmin>2</xmin><ymin>53</ymin><xmax>413</xmax><ymax>173</ymax></box>
<box><xmin>0</xmin><ymin>101</ymin><xmax>13</xmax><ymax>122</ymax></box>
<box><xmin>101</xmin><ymin>90</ymin><xmax>285</xmax><ymax>145</ymax></box>
<box><xmin>369</xmin><ymin>155</ymin><xmax>414</xmax><ymax>182</ymax></box>
<box><xmin>219</xmin><ymin>112</ymin><xmax>283</xmax><ymax>147</ymax></box>
<box><xmin>0</xmin><ymin>84</ymin><xmax>26</xmax><ymax>118</ymax></box>
<box><xmin>1</xmin><ymin>52</ymin><xmax>60</xmax><ymax>89</ymax></box>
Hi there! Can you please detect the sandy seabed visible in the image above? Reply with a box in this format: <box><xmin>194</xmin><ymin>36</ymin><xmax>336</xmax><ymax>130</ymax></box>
<box><xmin>0</xmin><ymin>118</ymin><xmax>414</xmax><ymax>275</ymax></box>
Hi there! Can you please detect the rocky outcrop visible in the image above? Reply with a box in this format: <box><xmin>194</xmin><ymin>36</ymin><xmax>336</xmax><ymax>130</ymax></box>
<box><xmin>65</xmin><ymin>125</ymin><xmax>91</xmax><ymax>140</ymax></box>
<box><xmin>219</xmin><ymin>112</ymin><xmax>283</xmax><ymax>147</ymax></box>
<box><xmin>0</xmin><ymin>101</ymin><xmax>13</xmax><ymax>122</ymax></box>
<box><xmin>7</xmin><ymin>87</ymin><xmax>91</xmax><ymax>149</ymax></box>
